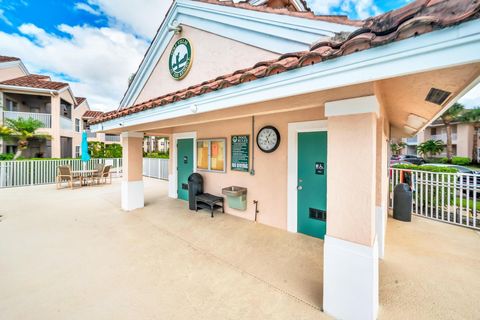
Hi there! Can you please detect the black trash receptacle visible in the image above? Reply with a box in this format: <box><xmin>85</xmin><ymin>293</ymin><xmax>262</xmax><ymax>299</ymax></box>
<box><xmin>188</xmin><ymin>173</ymin><xmax>204</xmax><ymax>210</ymax></box>
<box><xmin>393</xmin><ymin>183</ymin><xmax>412</xmax><ymax>222</ymax></box>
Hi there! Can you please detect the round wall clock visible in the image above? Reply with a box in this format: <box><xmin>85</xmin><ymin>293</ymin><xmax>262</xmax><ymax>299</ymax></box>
<box><xmin>168</xmin><ymin>38</ymin><xmax>193</xmax><ymax>80</ymax></box>
<box><xmin>257</xmin><ymin>126</ymin><xmax>281</xmax><ymax>153</ymax></box>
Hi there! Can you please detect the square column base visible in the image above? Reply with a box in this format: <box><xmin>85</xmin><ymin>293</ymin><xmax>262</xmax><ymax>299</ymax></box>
<box><xmin>323</xmin><ymin>235</ymin><xmax>379</xmax><ymax>320</ymax></box>
<box><xmin>121</xmin><ymin>180</ymin><xmax>144</xmax><ymax>211</ymax></box>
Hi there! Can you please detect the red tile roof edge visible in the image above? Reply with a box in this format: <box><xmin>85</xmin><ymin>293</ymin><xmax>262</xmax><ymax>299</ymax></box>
<box><xmin>75</xmin><ymin>97</ymin><xmax>87</xmax><ymax>106</ymax></box>
<box><xmin>0</xmin><ymin>55</ymin><xmax>20</xmax><ymax>63</ymax></box>
<box><xmin>91</xmin><ymin>0</ymin><xmax>480</xmax><ymax>125</ymax></box>
<box><xmin>196</xmin><ymin>0</ymin><xmax>363</xmax><ymax>26</ymax></box>
<box><xmin>0</xmin><ymin>74</ymin><xmax>69</xmax><ymax>91</ymax></box>
<box><xmin>83</xmin><ymin>110</ymin><xmax>104</xmax><ymax>118</ymax></box>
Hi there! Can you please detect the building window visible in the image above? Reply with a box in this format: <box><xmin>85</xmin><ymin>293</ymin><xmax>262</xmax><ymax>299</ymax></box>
<box><xmin>75</xmin><ymin>118</ymin><xmax>80</xmax><ymax>132</ymax></box>
<box><xmin>6</xmin><ymin>99</ymin><xmax>17</xmax><ymax>111</ymax></box>
<box><xmin>431</xmin><ymin>127</ymin><xmax>437</xmax><ymax>135</ymax></box>
<box><xmin>196</xmin><ymin>138</ymin><xmax>226</xmax><ymax>172</ymax></box>
<box><xmin>75</xmin><ymin>146</ymin><xmax>80</xmax><ymax>158</ymax></box>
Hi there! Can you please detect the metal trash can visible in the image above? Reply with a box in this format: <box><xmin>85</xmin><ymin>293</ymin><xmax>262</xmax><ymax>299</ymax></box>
<box><xmin>188</xmin><ymin>173</ymin><xmax>204</xmax><ymax>210</ymax></box>
<box><xmin>393</xmin><ymin>183</ymin><xmax>412</xmax><ymax>222</ymax></box>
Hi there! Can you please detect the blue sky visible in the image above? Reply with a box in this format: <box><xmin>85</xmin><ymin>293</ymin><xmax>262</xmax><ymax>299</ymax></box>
<box><xmin>0</xmin><ymin>0</ymin><xmax>478</xmax><ymax>110</ymax></box>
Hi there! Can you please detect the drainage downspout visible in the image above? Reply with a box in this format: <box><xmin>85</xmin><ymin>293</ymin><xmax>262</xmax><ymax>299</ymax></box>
<box><xmin>250</xmin><ymin>115</ymin><xmax>255</xmax><ymax>176</ymax></box>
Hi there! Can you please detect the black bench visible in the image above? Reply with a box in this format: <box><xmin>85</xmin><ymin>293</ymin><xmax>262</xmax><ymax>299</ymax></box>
<box><xmin>195</xmin><ymin>193</ymin><xmax>224</xmax><ymax>218</ymax></box>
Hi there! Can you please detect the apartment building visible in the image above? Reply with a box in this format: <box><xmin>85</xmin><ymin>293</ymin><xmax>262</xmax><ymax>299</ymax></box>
<box><xmin>0</xmin><ymin>55</ymin><xmax>119</xmax><ymax>158</ymax></box>
<box><xmin>402</xmin><ymin>119</ymin><xmax>478</xmax><ymax>160</ymax></box>
<box><xmin>143</xmin><ymin>136</ymin><xmax>169</xmax><ymax>154</ymax></box>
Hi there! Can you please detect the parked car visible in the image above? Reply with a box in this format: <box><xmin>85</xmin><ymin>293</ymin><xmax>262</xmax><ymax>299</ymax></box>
<box><xmin>390</xmin><ymin>155</ymin><xmax>426</xmax><ymax>165</ymax></box>
<box><xmin>420</xmin><ymin>163</ymin><xmax>480</xmax><ymax>196</ymax></box>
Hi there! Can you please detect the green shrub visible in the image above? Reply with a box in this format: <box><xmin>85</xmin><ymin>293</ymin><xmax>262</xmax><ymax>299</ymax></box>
<box><xmin>104</xmin><ymin>143</ymin><xmax>122</xmax><ymax>158</ymax></box>
<box><xmin>451</xmin><ymin>156</ymin><xmax>471</xmax><ymax>165</ymax></box>
<box><xmin>144</xmin><ymin>151</ymin><xmax>169</xmax><ymax>159</ymax></box>
<box><xmin>392</xmin><ymin>164</ymin><xmax>458</xmax><ymax>173</ymax></box>
<box><xmin>0</xmin><ymin>153</ymin><xmax>15</xmax><ymax>161</ymax></box>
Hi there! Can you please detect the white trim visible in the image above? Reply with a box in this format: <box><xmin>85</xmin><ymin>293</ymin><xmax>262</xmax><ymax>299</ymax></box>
<box><xmin>0</xmin><ymin>85</ymin><xmax>56</xmax><ymax>95</ymax></box>
<box><xmin>120</xmin><ymin>131</ymin><xmax>144</xmax><ymax>139</ymax></box>
<box><xmin>376</xmin><ymin>206</ymin><xmax>387</xmax><ymax>259</ymax></box>
<box><xmin>0</xmin><ymin>59</ymin><xmax>29</xmax><ymax>75</ymax></box>
<box><xmin>323</xmin><ymin>235</ymin><xmax>379</xmax><ymax>320</ymax></box>
<box><xmin>325</xmin><ymin>95</ymin><xmax>379</xmax><ymax>117</ymax></box>
<box><xmin>170</xmin><ymin>131</ymin><xmax>197</xmax><ymax>199</ymax></box>
<box><xmin>121</xmin><ymin>180</ymin><xmax>144</xmax><ymax>211</ymax></box>
<box><xmin>287</xmin><ymin>120</ymin><xmax>327</xmax><ymax>233</ymax></box>
<box><xmin>119</xmin><ymin>0</ymin><xmax>355</xmax><ymax>108</ymax></box>
<box><xmin>92</xmin><ymin>19</ymin><xmax>480</xmax><ymax>133</ymax></box>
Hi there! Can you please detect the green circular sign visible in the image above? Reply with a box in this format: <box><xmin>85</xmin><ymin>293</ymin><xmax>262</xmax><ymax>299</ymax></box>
<box><xmin>168</xmin><ymin>38</ymin><xmax>193</xmax><ymax>80</ymax></box>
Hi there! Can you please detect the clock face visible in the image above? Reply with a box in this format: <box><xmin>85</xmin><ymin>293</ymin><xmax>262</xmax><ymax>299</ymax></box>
<box><xmin>257</xmin><ymin>126</ymin><xmax>280</xmax><ymax>153</ymax></box>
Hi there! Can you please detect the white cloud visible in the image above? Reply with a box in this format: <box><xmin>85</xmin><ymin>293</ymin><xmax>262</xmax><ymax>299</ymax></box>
<box><xmin>74</xmin><ymin>2</ymin><xmax>101</xmax><ymax>16</ymax></box>
<box><xmin>307</xmin><ymin>0</ymin><xmax>380</xmax><ymax>19</ymax></box>
<box><xmin>0</xmin><ymin>24</ymin><xmax>149</xmax><ymax>111</ymax></box>
<box><xmin>459</xmin><ymin>83</ymin><xmax>480</xmax><ymax>108</ymax></box>
<box><xmin>87</xmin><ymin>0</ymin><xmax>173</xmax><ymax>39</ymax></box>
<box><xmin>0</xmin><ymin>9</ymin><xmax>12</xmax><ymax>26</ymax></box>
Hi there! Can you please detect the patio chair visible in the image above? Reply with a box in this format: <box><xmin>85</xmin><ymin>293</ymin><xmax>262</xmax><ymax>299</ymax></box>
<box><xmin>89</xmin><ymin>163</ymin><xmax>105</xmax><ymax>185</ymax></box>
<box><xmin>92</xmin><ymin>164</ymin><xmax>112</xmax><ymax>185</ymax></box>
<box><xmin>56</xmin><ymin>165</ymin><xmax>81</xmax><ymax>189</ymax></box>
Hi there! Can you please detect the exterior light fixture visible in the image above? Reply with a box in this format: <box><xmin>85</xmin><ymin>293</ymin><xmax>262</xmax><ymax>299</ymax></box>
<box><xmin>190</xmin><ymin>104</ymin><xmax>198</xmax><ymax>113</ymax></box>
<box><xmin>406</xmin><ymin>113</ymin><xmax>427</xmax><ymax>129</ymax></box>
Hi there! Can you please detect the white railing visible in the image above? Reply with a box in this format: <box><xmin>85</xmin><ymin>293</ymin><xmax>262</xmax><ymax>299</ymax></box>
<box><xmin>86</xmin><ymin>130</ymin><xmax>97</xmax><ymax>138</ymax></box>
<box><xmin>406</xmin><ymin>136</ymin><xmax>418</xmax><ymax>144</ymax></box>
<box><xmin>430</xmin><ymin>133</ymin><xmax>457</xmax><ymax>142</ymax></box>
<box><xmin>142</xmin><ymin>158</ymin><xmax>168</xmax><ymax>180</ymax></box>
<box><xmin>0</xmin><ymin>158</ymin><xmax>122</xmax><ymax>188</ymax></box>
<box><xmin>105</xmin><ymin>134</ymin><xmax>120</xmax><ymax>142</ymax></box>
<box><xmin>390</xmin><ymin>168</ymin><xmax>479</xmax><ymax>230</ymax></box>
<box><xmin>60</xmin><ymin>116</ymin><xmax>72</xmax><ymax>130</ymax></box>
<box><xmin>3</xmin><ymin>111</ymin><xmax>52</xmax><ymax>128</ymax></box>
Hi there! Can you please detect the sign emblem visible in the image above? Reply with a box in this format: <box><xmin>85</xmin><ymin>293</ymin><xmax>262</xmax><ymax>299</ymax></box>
<box><xmin>169</xmin><ymin>38</ymin><xmax>193</xmax><ymax>80</ymax></box>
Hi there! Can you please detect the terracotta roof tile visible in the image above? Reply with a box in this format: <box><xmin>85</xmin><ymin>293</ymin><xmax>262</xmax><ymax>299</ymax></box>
<box><xmin>196</xmin><ymin>0</ymin><xmax>363</xmax><ymax>26</ymax></box>
<box><xmin>83</xmin><ymin>110</ymin><xmax>104</xmax><ymax>118</ymax></box>
<box><xmin>75</xmin><ymin>97</ymin><xmax>87</xmax><ymax>105</ymax></box>
<box><xmin>0</xmin><ymin>55</ymin><xmax>20</xmax><ymax>63</ymax></box>
<box><xmin>0</xmin><ymin>74</ymin><xmax>69</xmax><ymax>91</ymax></box>
<box><xmin>91</xmin><ymin>0</ymin><xmax>480</xmax><ymax>125</ymax></box>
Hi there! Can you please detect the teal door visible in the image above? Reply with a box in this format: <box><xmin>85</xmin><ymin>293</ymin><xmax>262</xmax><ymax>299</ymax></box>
<box><xmin>297</xmin><ymin>131</ymin><xmax>327</xmax><ymax>239</ymax></box>
<box><xmin>177</xmin><ymin>138</ymin><xmax>194</xmax><ymax>201</ymax></box>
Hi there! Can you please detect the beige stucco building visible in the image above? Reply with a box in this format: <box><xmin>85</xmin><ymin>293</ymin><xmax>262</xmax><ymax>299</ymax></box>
<box><xmin>89</xmin><ymin>0</ymin><xmax>480</xmax><ymax>319</ymax></box>
<box><xmin>402</xmin><ymin>119</ymin><xmax>480</xmax><ymax>160</ymax></box>
<box><xmin>0</xmin><ymin>56</ymin><xmax>120</xmax><ymax>158</ymax></box>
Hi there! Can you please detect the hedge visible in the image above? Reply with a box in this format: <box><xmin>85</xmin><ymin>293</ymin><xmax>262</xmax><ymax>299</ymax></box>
<box><xmin>392</xmin><ymin>164</ymin><xmax>458</xmax><ymax>173</ymax></box>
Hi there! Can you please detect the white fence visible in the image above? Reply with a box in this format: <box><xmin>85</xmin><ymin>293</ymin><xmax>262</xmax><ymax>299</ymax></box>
<box><xmin>143</xmin><ymin>158</ymin><xmax>169</xmax><ymax>180</ymax></box>
<box><xmin>390</xmin><ymin>168</ymin><xmax>479</xmax><ymax>230</ymax></box>
<box><xmin>3</xmin><ymin>111</ymin><xmax>52</xmax><ymax>128</ymax></box>
<box><xmin>0</xmin><ymin>158</ymin><xmax>122</xmax><ymax>188</ymax></box>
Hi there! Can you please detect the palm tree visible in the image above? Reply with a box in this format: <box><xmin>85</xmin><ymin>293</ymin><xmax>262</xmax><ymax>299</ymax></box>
<box><xmin>0</xmin><ymin>118</ymin><xmax>52</xmax><ymax>159</ymax></box>
<box><xmin>459</xmin><ymin>107</ymin><xmax>480</xmax><ymax>163</ymax></box>
<box><xmin>417</xmin><ymin>139</ymin><xmax>444</xmax><ymax>159</ymax></box>
<box><xmin>440</xmin><ymin>103</ymin><xmax>464</xmax><ymax>163</ymax></box>
<box><xmin>390</xmin><ymin>141</ymin><xmax>406</xmax><ymax>156</ymax></box>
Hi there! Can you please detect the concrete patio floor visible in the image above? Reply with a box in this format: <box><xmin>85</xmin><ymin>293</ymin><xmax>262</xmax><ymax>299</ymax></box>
<box><xmin>0</xmin><ymin>178</ymin><xmax>479</xmax><ymax>320</ymax></box>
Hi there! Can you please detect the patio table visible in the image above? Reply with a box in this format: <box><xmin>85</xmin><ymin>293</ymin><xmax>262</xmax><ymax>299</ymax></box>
<box><xmin>72</xmin><ymin>170</ymin><xmax>97</xmax><ymax>186</ymax></box>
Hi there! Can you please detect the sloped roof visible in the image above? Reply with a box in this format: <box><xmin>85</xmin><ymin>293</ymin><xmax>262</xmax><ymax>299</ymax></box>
<box><xmin>0</xmin><ymin>55</ymin><xmax>20</xmax><ymax>63</ymax></box>
<box><xmin>75</xmin><ymin>97</ymin><xmax>87</xmax><ymax>105</ymax></box>
<box><xmin>91</xmin><ymin>0</ymin><xmax>480</xmax><ymax>125</ymax></box>
<box><xmin>197</xmin><ymin>0</ymin><xmax>362</xmax><ymax>26</ymax></box>
<box><xmin>83</xmin><ymin>110</ymin><xmax>104</xmax><ymax>119</ymax></box>
<box><xmin>0</xmin><ymin>74</ymin><xmax>69</xmax><ymax>91</ymax></box>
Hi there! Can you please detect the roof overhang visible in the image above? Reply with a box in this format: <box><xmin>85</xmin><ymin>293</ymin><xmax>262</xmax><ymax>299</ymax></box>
<box><xmin>119</xmin><ymin>0</ymin><xmax>356</xmax><ymax>108</ymax></box>
<box><xmin>93</xmin><ymin>19</ymin><xmax>480</xmax><ymax>136</ymax></box>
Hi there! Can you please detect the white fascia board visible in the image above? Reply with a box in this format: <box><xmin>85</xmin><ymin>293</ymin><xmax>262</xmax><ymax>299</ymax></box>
<box><xmin>0</xmin><ymin>85</ymin><xmax>56</xmax><ymax>95</ymax></box>
<box><xmin>325</xmin><ymin>96</ymin><xmax>379</xmax><ymax>117</ymax></box>
<box><xmin>93</xmin><ymin>19</ymin><xmax>480</xmax><ymax>133</ymax></box>
<box><xmin>119</xmin><ymin>0</ymin><xmax>356</xmax><ymax>108</ymax></box>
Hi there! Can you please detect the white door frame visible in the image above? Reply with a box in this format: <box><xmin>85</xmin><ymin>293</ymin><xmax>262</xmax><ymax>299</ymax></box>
<box><xmin>169</xmin><ymin>131</ymin><xmax>197</xmax><ymax>199</ymax></box>
<box><xmin>287</xmin><ymin>120</ymin><xmax>328</xmax><ymax>233</ymax></box>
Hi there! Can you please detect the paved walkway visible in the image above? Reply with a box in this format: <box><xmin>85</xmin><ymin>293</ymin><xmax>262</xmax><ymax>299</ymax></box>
<box><xmin>0</xmin><ymin>178</ymin><xmax>479</xmax><ymax>319</ymax></box>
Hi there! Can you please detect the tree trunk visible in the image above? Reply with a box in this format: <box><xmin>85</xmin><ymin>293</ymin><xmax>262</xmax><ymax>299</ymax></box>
<box><xmin>473</xmin><ymin>124</ymin><xmax>480</xmax><ymax>164</ymax></box>
<box><xmin>13</xmin><ymin>149</ymin><xmax>22</xmax><ymax>160</ymax></box>
<box><xmin>445</xmin><ymin>124</ymin><xmax>453</xmax><ymax>162</ymax></box>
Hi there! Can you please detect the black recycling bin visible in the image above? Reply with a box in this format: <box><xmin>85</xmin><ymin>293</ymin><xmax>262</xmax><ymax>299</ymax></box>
<box><xmin>188</xmin><ymin>173</ymin><xmax>204</xmax><ymax>210</ymax></box>
<box><xmin>393</xmin><ymin>183</ymin><xmax>412</xmax><ymax>222</ymax></box>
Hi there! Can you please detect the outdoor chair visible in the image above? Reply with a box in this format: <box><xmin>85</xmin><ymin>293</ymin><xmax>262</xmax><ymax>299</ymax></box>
<box><xmin>92</xmin><ymin>164</ymin><xmax>112</xmax><ymax>185</ymax></box>
<box><xmin>89</xmin><ymin>163</ymin><xmax>105</xmax><ymax>185</ymax></box>
<box><xmin>56</xmin><ymin>165</ymin><xmax>81</xmax><ymax>189</ymax></box>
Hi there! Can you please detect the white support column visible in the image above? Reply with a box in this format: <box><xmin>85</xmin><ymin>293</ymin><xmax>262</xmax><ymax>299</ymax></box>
<box><xmin>121</xmin><ymin>131</ymin><xmax>144</xmax><ymax>211</ymax></box>
<box><xmin>0</xmin><ymin>91</ymin><xmax>4</xmax><ymax>152</ymax></box>
<box><xmin>323</xmin><ymin>96</ymin><xmax>379</xmax><ymax>320</ymax></box>
<box><xmin>50</xmin><ymin>95</ymin><xmax>61</xmax><ymax>158</ymax></box>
